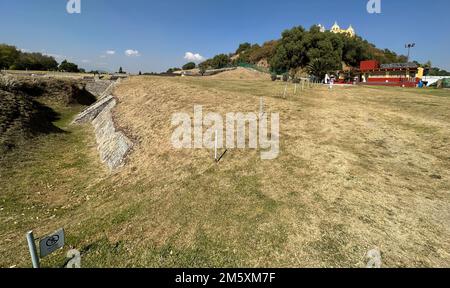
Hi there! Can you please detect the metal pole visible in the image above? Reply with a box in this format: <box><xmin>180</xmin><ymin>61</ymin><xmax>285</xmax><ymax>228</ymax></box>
<box><xmin>26</xmin><ymin>231</ymin><xmax>40</xmax><ymax>268</ymax></box>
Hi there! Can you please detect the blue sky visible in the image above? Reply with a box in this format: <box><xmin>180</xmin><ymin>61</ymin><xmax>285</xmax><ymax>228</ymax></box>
<box><xmin>1</xmin><ymin>0</ymin><xmax>449</xmax><ymax>73</ymax></box>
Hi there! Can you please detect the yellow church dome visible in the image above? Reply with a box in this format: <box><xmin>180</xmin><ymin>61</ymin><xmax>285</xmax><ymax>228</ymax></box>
<box><xmin>331</xmin><ymin>21</ymin><xmax>341</xmax><ymax>32</ymax></box>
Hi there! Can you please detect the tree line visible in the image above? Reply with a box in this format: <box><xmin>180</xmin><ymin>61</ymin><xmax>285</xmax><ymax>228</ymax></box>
<box><xmin>0</xmin><ymin>44</ymin><xmax>83</xmax><ymax>72</ymax></box>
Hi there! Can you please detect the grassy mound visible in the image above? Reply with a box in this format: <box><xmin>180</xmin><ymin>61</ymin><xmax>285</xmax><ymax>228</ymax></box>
<box><xmin>209</xmin><ymin>67</ymin><xmax>269</xmax><ymax>80</ymax></box>
<box><xmin>0</xmin><ymin>75</ymin><xmax>96</xmax><ymax>154</ymax></box>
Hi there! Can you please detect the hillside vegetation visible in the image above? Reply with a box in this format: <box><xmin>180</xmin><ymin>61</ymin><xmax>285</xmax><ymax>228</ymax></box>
<box><xmin>199</xmin><ymin>25</ymin><xmax>450</xmax><ymax>78</ymax></box>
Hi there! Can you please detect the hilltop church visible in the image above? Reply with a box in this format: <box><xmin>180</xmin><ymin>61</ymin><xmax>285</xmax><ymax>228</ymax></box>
<box><xmin>317</xmin><ymin>22</ymin><xmax>356</xmax><ymax>37</ymax></box>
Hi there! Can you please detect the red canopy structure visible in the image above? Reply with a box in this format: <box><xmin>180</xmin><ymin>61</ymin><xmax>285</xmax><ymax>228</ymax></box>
<box><xmin>337</xmin><ymin>60</ymin><xmax>422</xmax><ymax>87</ymax></box>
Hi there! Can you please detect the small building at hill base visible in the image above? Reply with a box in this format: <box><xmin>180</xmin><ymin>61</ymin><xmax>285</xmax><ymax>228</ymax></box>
<box><xmin>337</xmin><ymin>60</ymin><xmax>425</xmax><ymax>87</ymax></box>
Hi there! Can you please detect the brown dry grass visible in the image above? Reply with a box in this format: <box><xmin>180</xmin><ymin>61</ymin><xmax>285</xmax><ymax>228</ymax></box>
<box><xmin>209</xmin><ymin>67</ymin><xmax>270</xmax><ymax>80</ymax></box>
<box><xmin>110</xmin><ymin>76</ymin><xmax>450</xmax><ymax>267</ymax></box>
<box><xmin>1</xmin><ymin>74</ymin><xmax>449</xmax><ymax>268</ymax></box>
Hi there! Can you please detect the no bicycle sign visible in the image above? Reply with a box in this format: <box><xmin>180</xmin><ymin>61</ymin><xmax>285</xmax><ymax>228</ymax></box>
<box><xmin>39</xmin><ymin>228</ymin><xmax>65</xmax><ymax>258</ymax></box>
<box><xmin>26</xmin><ymin>228</ymin><xmax>65</xmax><ymax>268</ymax></box>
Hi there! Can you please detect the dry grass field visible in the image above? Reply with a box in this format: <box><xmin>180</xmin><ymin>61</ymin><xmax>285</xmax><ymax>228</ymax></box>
<box><xmin>1</xmin><ymin>71</ymin><xmax>449</xmax><ymax>267</ymax></box>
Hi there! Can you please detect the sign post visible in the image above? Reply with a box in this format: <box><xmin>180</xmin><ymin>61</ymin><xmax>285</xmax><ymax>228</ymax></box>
<box><xmin>26</xmin><ymin>231</ymin><xmax>40</xmax><ymax>268</ymax></box>
<box><xmin>26</xmin><ymin>228</ymin><xmax>65</xmax><ymax>268</ymax></box>
<box><xmin>214</xmin><ymin>130</ymin><xmax>218</xmax><ymax>161</ymax></box>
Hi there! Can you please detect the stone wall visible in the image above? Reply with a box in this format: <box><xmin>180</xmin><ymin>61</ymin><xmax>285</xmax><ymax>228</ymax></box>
<box><xmin>85</xmin><ymin>80</ymin><xmax>113</xmax><ymax>98</ymax></box>
<box><xmin>72</xmin><ymin>95</ymin><xmax>115</xmax><ymax>124</ymax></box>
<box><xmin>91</xmin><ymin>99</ymin><xmax>133</xmax><ymax>170</ymax></box>
<box><xmin>72</xmin><ymin>78</ymin><xmax>132</xmax><ymax>171</ymax></box>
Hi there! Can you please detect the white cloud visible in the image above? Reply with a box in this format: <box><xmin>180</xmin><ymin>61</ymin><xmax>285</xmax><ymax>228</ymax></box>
<box><xmin>81</xmin><ymin>59</ymin><xmax>91</xmax><ymax>63</ymax></box>
<box><xmin>125</xmin><ymin>49</ymin><xmax>141</xmax><ymax>57</ymax></box>
<box><xmin>184</xmin><ymin>52</ymin><xmax>205</xmax><ymax>62</ymax></box>
<box><xmin>106</xmin><ymin>50</ymin><xmax>116</xmax><ymax>55</ymax></box>
<box><xmin>100</xmin><ymin>55</ymin><xmax>107</xmax><ymax>58</ymax></box>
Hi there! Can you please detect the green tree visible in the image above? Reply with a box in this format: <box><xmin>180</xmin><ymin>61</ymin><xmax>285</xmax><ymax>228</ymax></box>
<box><xmin>304</xmin><ymin>27</ymin><xmax>344</xmax><ymax>78</ymax></box>
<box><xmin>199</xmin><ymin>54</ymin><xmax>231</xmax><ymax>70</ymax></box>
<box><xmin>166</xmin><ymin>67</ymin><xmax>180</xmax><ymax>74</ymax></box>
<box><xmin>182</xmin><ymin>62</ymin><xmax>196</xmax><ymax>70</ymax></box>
<box><xmin>199</xmin><ymin>65</ymin><xmax>206</xmax><ymax>76</ymax></box>
<box><xmin>270</xmin><ymin>26</ymin><xmax>308</xmax><ymax>74</ymax></box>
<box><xmin>211</xmin><ymin>54</ymin><xmax>230</xmax><ymax>69</ymax></box>
<box><xmin>12</xmin><ymin>53</ymin><xmax>58</xmax><ymax>71</ymax></box>
<box><xmin>339</xmin><ymin>35</ymin><xmax>374</xmax><ymax>67</ymax></box>
<box><xmin>59</xmin><ymin>60</ymin><xmax>79</xmax><ymax>72</ymax></box>
<box><xmin>0</xmin><ymin>44</ymin><xmax>20</xmax><ymax>69</ymax></box>
<box><xmin>247</xmin><ymin>41</ymin><xmax>278</xmax><ymax>64</ymax></box>
<box><xmin>270</xmin><ymin>26</ymin><xmax>343</xmax><ymax>77</ymax></box>
<box><xmin>235</xmin><ymin>43</ymin><xmax>252</xmax><ymax>55</ymax></box>
<box><xmin>235</xmin><ymin>44</ymin><xmax>260</xmax><ymax>64</ymax></box>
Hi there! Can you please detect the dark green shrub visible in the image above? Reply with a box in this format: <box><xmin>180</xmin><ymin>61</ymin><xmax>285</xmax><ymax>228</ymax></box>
<box><xmin>182</xmin><ymin>62</ymin><xmax>196</xmax><ymax>70</ymax></box>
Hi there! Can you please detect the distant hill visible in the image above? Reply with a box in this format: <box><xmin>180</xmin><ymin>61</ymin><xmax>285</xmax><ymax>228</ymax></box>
<box><xmin>199</xmin><ymin>25</ymin><xmax>448</xmax><ymax>78</ymax></box>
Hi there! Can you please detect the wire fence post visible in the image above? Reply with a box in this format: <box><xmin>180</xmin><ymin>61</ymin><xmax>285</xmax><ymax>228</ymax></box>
<box><xmin>214</xmin><ymin>130</ymin><xmax>218</xmax><ymax>161</ymax></box>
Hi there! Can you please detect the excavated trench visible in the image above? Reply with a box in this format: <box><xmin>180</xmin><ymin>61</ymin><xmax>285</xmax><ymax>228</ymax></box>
<box><xmin>0</xmin><ymin>74</ymin><xmax>97</xmax><ymax>154</ymax></box>
<box><xmin>1</xmin><ymin>74</ymin><xmax>132</xmax><ymax>171</ymax></box>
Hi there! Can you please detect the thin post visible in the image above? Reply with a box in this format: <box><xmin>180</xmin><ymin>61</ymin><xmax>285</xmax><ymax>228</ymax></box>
<box><xmin>259</xmin><ymin>97</ymin><xmax>264</xmax><ymax>118</ymax></box>
<box><xmin>283</xmin><ymin>83</ymin><xmax>287</xmax><ymax>98</ymax></box>
<box><xmin>214</xmin><ymin>130</ymin><xmax>218</xmax><ymax>161</ymax></box>
<box><xmin>294</xmin><ymin>83</ymin><xmax>297</xmax><ymax>95</ymax></box>
<box><xmin>26</xmin><ymin>231</ymin><xmax>40</xmax><ymax>268</ymax></box>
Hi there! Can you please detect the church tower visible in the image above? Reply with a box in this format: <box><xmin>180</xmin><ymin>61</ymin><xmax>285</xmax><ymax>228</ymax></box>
<box><xmin>329</xmin><ymin>22</ymin><xmax>356</xmax><ymax>37</ymax></box>
<box><xmin>331</xmin><ymin>22</ymin><xmax>341</xmax><ymax>33</ymax></box>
